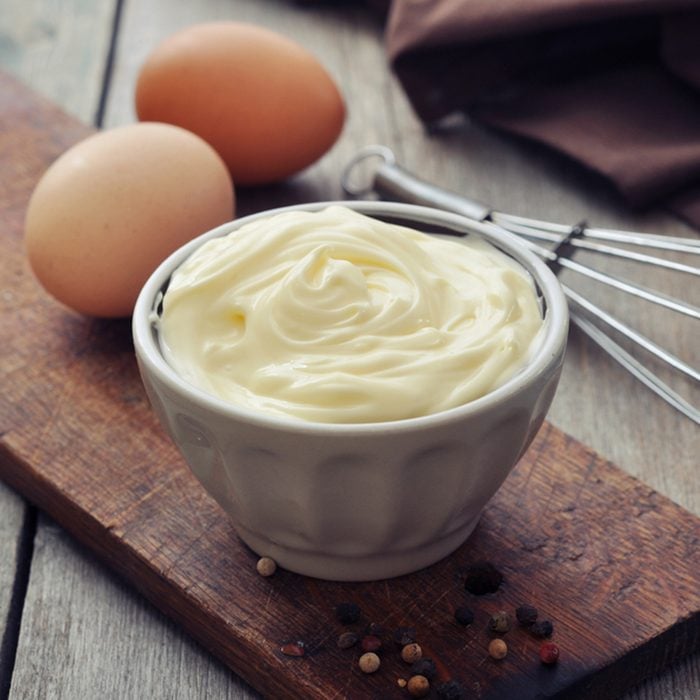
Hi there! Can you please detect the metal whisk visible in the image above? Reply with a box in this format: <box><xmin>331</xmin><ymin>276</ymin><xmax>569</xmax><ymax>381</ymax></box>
<box><xmin>341</xmin><ymin>146</ymin><xmax>700</xmax><ymax>424</ymax></box>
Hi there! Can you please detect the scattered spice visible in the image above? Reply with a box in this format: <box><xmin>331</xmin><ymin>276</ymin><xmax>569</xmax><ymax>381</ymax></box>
<box><xmin>531</xmin><ymin>620</ymin><xmax>554</xmax><ymax>638</ymax></box>
<box><xmin>454</xmin><ymin>606</ymin><xmax>474</xmax><ymax>626</ymax></box>
<box><xmin>436</xmin><ymin>680</ymin><xmax>467</xmax><ymax>700</ymax></box>
<box><xmin>539</xmin><ymin>641</ymin><xmax>560</xmax><ymax>665</ymax></box>
<box><xmin>401</xmin><ymin>643</ymin><xmax>423</xmax><ymax>664</ymax></box>
<box><xmin>393</xmin><ymin>626</ymin><xmax>417</xmax><ymax>647</ymax></box>
<box><xmin>335</xmin><ymin>602</ymin><xmax>361</xmax><ymax>625</ymax></box>
<box><xmin>336</xmin><ymin>632</ymin><xmax>358</xmax><ymax>649</ymax></box>
<box><xmin>256</xmin><ymin>556</ymin><xmax>277</xmax><ymax>577</ymax></box>
<box><xmin>407</xmin><ymin>674</ymin><xmax>430</xmax><ymax>698</ymax></box>
<box><xmin>410</xmin><ymin>658</ymin><xmax>436</xmax><ymax>680</ymax></box>
<box><xmin>397</xmin><ymin>678</ymin><xmax>408</xmax><ymax>688</ymax></box>
<box><xmin>515</xmin><ymin>604</ymin><xmax>538</xmax><ymax>627</ymax></box>
<box><xmin>488</xmin><ymin>638</ymin><xmax>508</xmax><ymax>660</ymax></box>
<box><xmin>488</xmin><ymin>610</ymin><xmax>511</xmax><ymax>634</ymax></box>
<box><xmin>464</xmin><ymin>561</ymin><xmax>503</xmax><ymax>595</ymax></box>
<box><xmin>361</xmin><ymin>635</ymin><xmax>382</xmax><ymax>653</ymax></box>
<box><xmin>359</xmin><ymin>652</ymin><xmax>381</xmax><ymax>674</ymax></box>
<box><xmin>280</xmin><ymin>641</ymin><xmax>305</xmax><ymax>657</ymax></box>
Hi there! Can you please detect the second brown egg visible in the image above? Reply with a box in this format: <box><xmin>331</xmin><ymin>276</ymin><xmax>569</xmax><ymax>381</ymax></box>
<box><xmin>135</xmin><ymin>22</ymin><xmax>346</xmax><ymax>186</ymax></box>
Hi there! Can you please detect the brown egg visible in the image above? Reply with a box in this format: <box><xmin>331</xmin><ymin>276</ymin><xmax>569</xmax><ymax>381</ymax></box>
<box><xmin>135</xmin><ymin>22</ymin><xmax>345</xmax><ymax>185</ymax></box>
<box><xmin>25</xmin><ymin>122</ymin><xmax>234</xmax><ymax>318</ymax></box>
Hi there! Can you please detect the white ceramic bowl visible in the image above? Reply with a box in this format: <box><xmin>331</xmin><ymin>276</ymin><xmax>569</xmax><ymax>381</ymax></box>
<box><xmin>133</xmin><ymin>201</ymin><xmax>568</xmax><ymax>581</ymax></box>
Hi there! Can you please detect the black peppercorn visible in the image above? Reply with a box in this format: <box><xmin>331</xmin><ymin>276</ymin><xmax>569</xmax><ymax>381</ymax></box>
<box><xmin>531</xmin><ymin>620</ymin><xmax>554</xmax><ymax>638</ymax></box>
<box><xmin>335</xmin><ymin>602</ymin><xmax>361</xmax><ymax>625</ymax></box>
<box><xmin>454</xmin><ymin>606</ymin><xmax>474</xmax><ymax>626</ymax></box>
<box><xmin>436</xmin><ymin>679</ymin><xmax>466</xmax><ymax>700</ymax></box>
<box><xmin>393</xmin><ymin>626</ymin><xmax>417</xmax><ymax>647</ymax></box>
<box><xmin>411</xmin><ymin>658</ymin><xmax>437</xmax><ymax>680</ymax></box>
<box><xmin>464</xmin><ymin>561</ymin><xmax>503</xmax><ymax>595</ymax></box>
<box><xmin>515</xmin><ymin>604</ymin><xmax>538</xmax><ymax>627</ymax></box>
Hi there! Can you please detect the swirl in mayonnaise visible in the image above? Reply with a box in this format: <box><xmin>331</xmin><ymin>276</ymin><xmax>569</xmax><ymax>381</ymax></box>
<box><xmin>159</xmin><ymin>206</ymin><xmax>544</xmax><ymax>423</ymax></box>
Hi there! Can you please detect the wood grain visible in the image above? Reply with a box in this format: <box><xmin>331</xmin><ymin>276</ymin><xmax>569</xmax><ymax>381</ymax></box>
<box><xmin>2</xmin><ymin>0</ymin><xmax>699</xmax><ymax>696</ymax></box>
<box><xmin>0</xmin><ymin>485</ymin><xmax>27</xmax><ymax>695</ymax></box>
<box><xmin>8</xmin><ymin>515</ymin><xmax>256</xmax><ymax>700</ymax></box>
<box><xmin>1</xmin><ymin>70</ymin><xmax>699</xmax><ymax>700</ymax></box>
<box><xmin>0</xmin><ymin>0</ymin><xmax>116</xmax><ymax>124</ymax></box>
<box><xmin>0</xmin><ymin>3</ymin><xmax>119</xmax><ymax>693</ymax></box>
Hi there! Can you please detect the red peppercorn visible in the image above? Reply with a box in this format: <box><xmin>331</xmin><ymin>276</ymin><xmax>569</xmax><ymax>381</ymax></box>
<box><xmin>540</xmin><ymin>641</ymin><xmax>560</xmax><ymax>665</ymax></box>
<box><xmin>361</xmin><ymin>634</ymin><xmax>382</xmax><ymax>652</ymax></box>
<box><xmin>280</xmin><ymin>641</ymin><xmax>305</xmax><ymax>657</ymax></box>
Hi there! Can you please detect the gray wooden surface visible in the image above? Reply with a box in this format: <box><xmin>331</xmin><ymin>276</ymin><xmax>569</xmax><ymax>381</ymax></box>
<box><xmin>1</xmin><ymin>1</ymin><xmax>698</xmax><ymax>698</ymax></box>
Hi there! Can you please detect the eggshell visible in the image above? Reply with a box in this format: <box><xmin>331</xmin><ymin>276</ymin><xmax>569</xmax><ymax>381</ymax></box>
<box><xmin>25</xmin><ymin>122</ymin><xmax>234</xmax><ymax>318</ymax></box>
<box><xmin>135</xmin><ymin>22</ymin><xmax>345</xmax><ymax>185</ymax></box>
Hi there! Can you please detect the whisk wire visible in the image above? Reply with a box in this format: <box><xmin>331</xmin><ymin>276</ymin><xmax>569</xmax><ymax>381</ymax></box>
<box><xmin>341</xmin><ymin>146</ymin><xmax>700</xmax><ymax>422</ymax></box>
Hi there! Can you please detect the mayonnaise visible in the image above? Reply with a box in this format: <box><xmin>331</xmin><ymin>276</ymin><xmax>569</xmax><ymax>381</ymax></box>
<box><xmin>158</xmin><ymin>206</ymin><xmax>544</xmax><ymax>423</ymax></box>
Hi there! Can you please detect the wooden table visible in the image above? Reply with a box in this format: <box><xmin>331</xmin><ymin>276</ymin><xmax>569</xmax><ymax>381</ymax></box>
<box><xmin>1</xmin><ymin>1</ymin><xmax>698</xmax><ymax>698</ymax></box>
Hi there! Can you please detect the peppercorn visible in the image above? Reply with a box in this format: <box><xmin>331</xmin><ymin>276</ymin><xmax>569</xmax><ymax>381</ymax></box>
<box><xmin>515</xmin><ymin>604</ymin><xmax>538</xmax><ymax>627</ymax></box>
<box><xmin>488</xmin><ymin>610</ymin><xmax>511</xmax><ymax>634</ymax></box>
<box><xmin>436</xmin><ymin>680</ymin><xmax>467</xmax><ymax>700</ymax></box>
<box><xmin>359</xmin><ymin>652</ymin><xmax>380</xmax><ymax>674</ymax></box>
<box><xmin>407</xmin><ymin>674</ymin><xmax>430</xmax><ymax>698</ymax></box>
<box><xmin>531</xmin><ymin>620</ymin><xmax>554</xmax><ymax>638</ymax></box>
<box><xmin>256</xmin><ymin>556</ymin><xmax>277</xmax><ymax>577</ymax></box>
<box><xmin>539</xmin><ymin>641</ymin><xmax>560</xmax><ymax>665</ymax></box>
<box><xmin>454</xmin><ymin>606</ymin><xmax>474</xmax><ymax>626</ymax></box>
<box><xmin>336</xmin><ymin>632</ymin><xmax>358</xmax><ymax>649</ymax></box>
<box><xmin>401</xmin><ymin>643</ymin><xmax>423</xmax><ymax>664</ymax></box>
<box><xmin>410</xmin><ymin>658</ymin><xmax>436</xmax><ymax>680</ymax></box>
<box><xmin>488</xmin><ymin>638</ymin><xmax>508</xmax><ymax>660</ymax></box>
<box><xmin>280</xmin><ymin>641</ymin><xmax>305</xmax><ymax>657</ymax></box>
<box><xmin>393</xmin><ymin>626</ymin><xmax>416</xmax><ymax>647</ymax></box>
<box><xmin>397</xmin><ymin>678</ymin><xmax>408</xmax><ymax>688</ymax></box>
<box><xmin>361</xmin><ymin>635</ymin><xmax>382</xmax><ymax>653</ymax></box>
<box><xmin>464</xmin><ymin>561</ymin><xmax>503</xmax><ymax>595</ymax></box>
<box><xmin>335</xmin><ymin>602</ymin><xmax>361</xmax><ymax>625</ymax></box>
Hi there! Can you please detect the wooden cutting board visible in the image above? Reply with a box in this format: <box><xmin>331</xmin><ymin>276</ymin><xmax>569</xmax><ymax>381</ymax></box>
<box><xmin>1</xmin><ymin>71</ymin><xmax>699</xmax><ymax>700</ymax></box>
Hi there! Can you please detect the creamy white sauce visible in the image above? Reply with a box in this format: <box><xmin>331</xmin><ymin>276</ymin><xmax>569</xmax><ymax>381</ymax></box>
<box><xmin>159</xmin><ymin>206</ymin><xmax>544</xmax><ymax>423</ymax></box>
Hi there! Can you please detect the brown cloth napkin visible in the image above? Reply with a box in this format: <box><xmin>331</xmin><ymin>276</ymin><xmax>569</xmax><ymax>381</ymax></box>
<box><xmin>384</xmin><ymin>0</ymin><xmax>700</xmax><ymax>230</ymax></box>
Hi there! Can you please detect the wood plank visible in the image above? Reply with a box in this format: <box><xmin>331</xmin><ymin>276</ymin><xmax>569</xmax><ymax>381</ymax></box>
<box><xmin>0</xmin><ymin>484</ymin><xmax>28</xmax><ymax>694</ymax></box>
<box><xmin>0</xmin><ymin>0</ymin><xmax>116</xmax><ymax>123</ymax></box>
<box><xmin>8</xmin><ymin>514</ymin><xmax>256</xmax><ymax>700</ymax></box>
<box><xmin>1</xmin><ymin>69</ymin><xmax>700</xmax><ymax>700</ymax></box>
<box><xmin>3</xmin><ymin>0</ymin><xmax>699</xmax><ymax>695</ymax></box>
<box><xmin>0</xmin><ymin>2</ymin><xmax>116</xmax><ymax>694</ymax></box>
